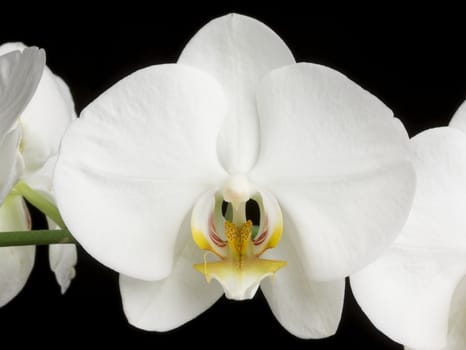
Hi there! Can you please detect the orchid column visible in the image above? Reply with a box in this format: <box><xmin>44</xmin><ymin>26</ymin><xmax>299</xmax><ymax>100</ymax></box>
<box><xmin>54</xmin><ymin>14</ymin><xmax>416</xmax><ymax>337</ymax></box>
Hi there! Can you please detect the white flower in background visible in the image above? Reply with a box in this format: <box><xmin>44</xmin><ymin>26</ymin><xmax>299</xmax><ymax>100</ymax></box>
<box><xmin>351</xmin><ymin>102</ymin><xmax>466</xmax><ymax>350</ymax></box>
<box><xmin>0</xmin><ymin>43</ymin><xmax>77</xmax><ymax>305</ymax></box>
<box><xmin>54</xmin><ymin>14</ymin><xmax>415</xmax><ymax>337</ymax></box>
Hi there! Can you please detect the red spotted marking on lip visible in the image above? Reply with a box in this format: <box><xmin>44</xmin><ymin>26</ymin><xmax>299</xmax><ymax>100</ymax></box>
<box><xmin>254</xmin><ymin>229</ymin><xmax>268</xmax><ymax>245</ymax></box>
<box><xmin>253</xmin><ymin>214</ymin><xmax>269</xmax><ymax>246</ymax></box>
<box><xmin>209</xmin><ymin>214</ymin><xmax>226</xmax><ymax>248</ymax></box>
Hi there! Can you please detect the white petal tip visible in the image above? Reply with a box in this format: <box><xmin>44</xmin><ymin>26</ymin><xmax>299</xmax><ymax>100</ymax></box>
<box><xmin>57</xmin><ymin>267</ymin><xmax>76</xmax><ymax>295</ymax></box>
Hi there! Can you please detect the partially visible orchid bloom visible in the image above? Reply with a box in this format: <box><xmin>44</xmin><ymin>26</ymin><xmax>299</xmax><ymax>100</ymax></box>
<box><xmin>0</xmin><ymin>43</ymin><xmax>77</xmax><ymax>305</ymax></box>
<box><xmin>54</xmin><ymin>14</ymin><xmax>415</xmax><ymax>337</ymax></box>
<box><xmin>351</xmin><ymin>101</ymin><xmax>466</xmax><ymax>350</ymax></box>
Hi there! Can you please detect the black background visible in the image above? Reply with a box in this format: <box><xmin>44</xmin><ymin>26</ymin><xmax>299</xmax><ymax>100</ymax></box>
<box><xmin>1</xmin><ymin>8</ymin><xmax>465</xmax><ymax>349</ymax></box>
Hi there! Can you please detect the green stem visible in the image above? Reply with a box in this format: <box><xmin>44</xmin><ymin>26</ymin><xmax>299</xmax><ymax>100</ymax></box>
<box><xmin>0</xmin><ymin>229</ymin><xmax>76</xmax><ymax>247</ymax></box>
<box><xmin>14</xmin><ymin>181</ymin><xmax>66</xmax><ymax>229</ymax></box>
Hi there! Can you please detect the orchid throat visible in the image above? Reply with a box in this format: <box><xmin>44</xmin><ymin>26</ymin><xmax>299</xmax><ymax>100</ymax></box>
<box><xmin>191</xmin><ymin>175</ymin><xmax>286</xmax><ymax>300</ymax></box>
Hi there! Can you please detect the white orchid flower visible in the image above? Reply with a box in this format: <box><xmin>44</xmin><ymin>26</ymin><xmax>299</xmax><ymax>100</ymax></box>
<box><xmin>351</xmin><ymin>102</ymin><xmax>466</xmax><ymax>350</ymax></box>
<box><xmin>54</xmin><ymin>14</ymin><xmax>415</xmax><ymax>337</ymax></box>
<box><xmin>0</xmin><ymin>43</ymin><xmax>77</xmax><ymax>304</ymax></box>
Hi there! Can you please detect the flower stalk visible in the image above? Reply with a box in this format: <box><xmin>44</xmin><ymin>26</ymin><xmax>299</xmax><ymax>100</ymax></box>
<box><xmin>0</xmin><ymin>228</ymin><xmax>76</xmax><ymax>246</ymax></box>
<box><xmin>0</xmin><ymin>181</ymin><xmax>76</xmax><ymax>247</ymax></box>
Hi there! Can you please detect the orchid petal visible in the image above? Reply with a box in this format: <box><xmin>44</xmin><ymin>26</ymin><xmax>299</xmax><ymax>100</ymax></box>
<box><xmin>21</xmin><ymin>66</ymin><xmax>76</xmax><ymax>176</ymax></box>
<box><xmin>449</xmin><ymin>99</ymin><xmax>466</xmax><ymax>132</ymax></box>
<box><xmin>352</xmin><ymin>249</ymin><xmax>465</xmax><ymax>350</ymax></box>
<box><xmin>393</xmin><ymin>128</ymin><xmax>466</xmax><ymax>253</ymax></box>
<box><xmin>352</xmin><ymin>127</ymin><xmax>466</xmax><ymax>349</ymax></box>
<box><xmin>0</xmin><ymin>44</ymin><xmax>45</xmax><ymax>140</ymax></box>
<box><xmin>0</xmin><ymin>127</ymin><xmax>23</xmax><ymax>203</ymax></box>
<box><xmin>179</xmin><ymin>14</ymin><xmax>295</xmax><ymax>173</ymax></box>
<box><xmin>54</xmin><ymin>64</ymin><xmax>227</xmax><ymax>280</ymax></box>
<box><xmin>404</xmin><ymin>279</ymin><xmax>466</xmax><ymax>350</ymax></box>
<box><xmin>119</xmin><ymin>218</ymin><xmax>223</xmax><ymax>331</ymax></box>
<box><xmin>442</xmin><ymin>276</ymin><xmax>466</xmax><ymax>350</ymax></box>
<box><xmin>48</xmin><ymin>244</ymin><xmax>76</xmax><ymax>294</ymax></box>
<box><xmin>261</xmin><ymin>214</ymin><xmax>345</xmax><ymax>339</ymax></box>
<box><xmin>53</xmin><ymin>74</ymin><xmax>76</xmax><ymax>119</ymax></box>
<box><xmin>251</xmin><ymin>63</ymin><xmax>415</xmax><ymax>280</ymax></box>
<box><xmin>404</xmin><ymin>280</ymin><xmax>466</xmax><ymax>350</ymax></box>
<box><xmin>22</xmin><ymin>155</ymin><xmax>57</xmax><ymax>194</ymax></box>
<box><xmin>47</xmin><ymin>217</ymin><xmax>76</xmax><ymax>294</ymax></box>
<box><xmin>0</xmin><ymin>194</ymin><xmax>35</xmax><ymax>307</ymax></box>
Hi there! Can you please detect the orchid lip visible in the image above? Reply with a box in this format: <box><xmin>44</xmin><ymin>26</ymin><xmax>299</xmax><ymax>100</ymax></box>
<box><xmin>191</xmin><ymin>179</ymin><xmax>285</xmax><ymax>300</ymax></box>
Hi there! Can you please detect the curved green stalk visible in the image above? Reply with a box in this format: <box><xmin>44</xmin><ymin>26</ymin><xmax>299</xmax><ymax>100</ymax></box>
<box><xmin>14</xmin><ymin>181</ymin><xmax>66</xmax><ymax>229</ymax></box>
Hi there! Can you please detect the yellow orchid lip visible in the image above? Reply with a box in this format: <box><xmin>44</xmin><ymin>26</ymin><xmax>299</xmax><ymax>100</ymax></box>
<box><xmin>194</xmin><ymin>257</ymin><xmax>287</xmax><ymax>300</ymax></box>
<box><xmin>191</xmin><ymin>186</ymin><xmax>286</xmax><ymax>300</ymax></box>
